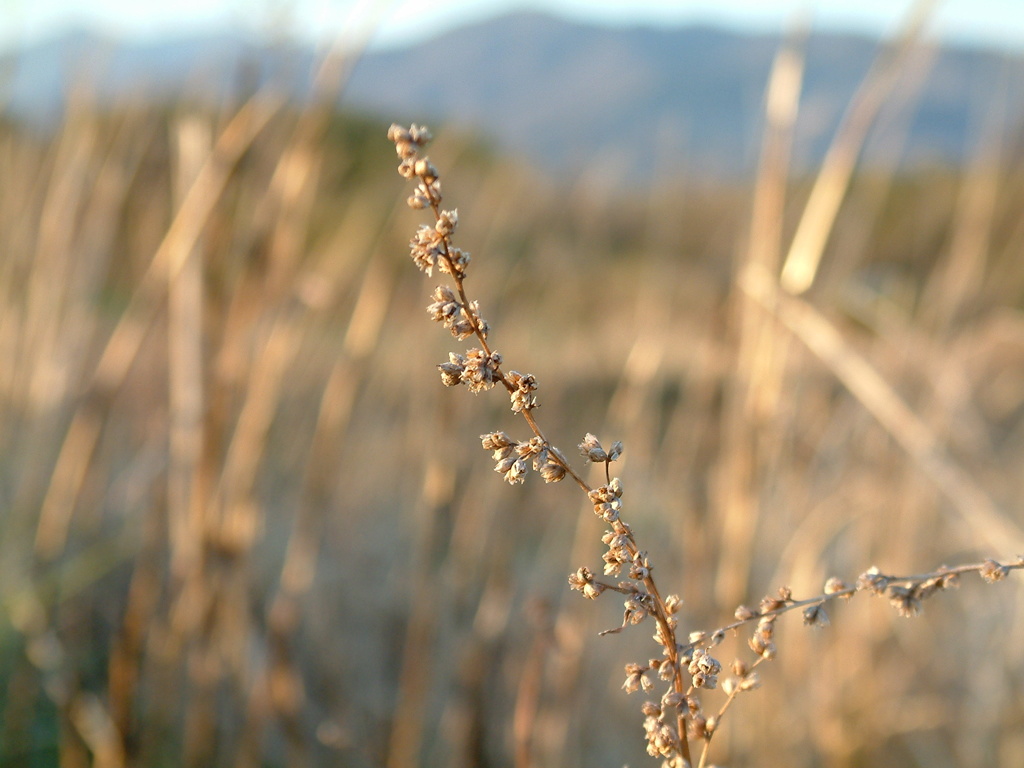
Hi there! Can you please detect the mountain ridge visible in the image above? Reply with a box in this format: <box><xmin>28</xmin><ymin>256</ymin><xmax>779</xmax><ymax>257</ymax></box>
<box><xmin>5</xmin><ymin>11</ymin><xmax>1023</xmax><ymax>180</ymax></box>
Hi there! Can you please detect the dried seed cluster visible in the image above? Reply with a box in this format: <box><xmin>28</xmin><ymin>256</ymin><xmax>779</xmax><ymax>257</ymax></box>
<box><xmin>389</xmin><ymin>123</ymin><xmax>1024</xmax><ymax>768</ymax></box>
<box><xmin>428</xmin><ymin>286</ymin><xmax>488</xmax><ymax>340</ymax></box>
<box><xmin>439</xmin><ymin>349</ymin><xmax>503</xmax><ymax>393</ymax></box>
<box><xmin>567</xmin><ymin>434</ymin><xmax>699</xmax><ymax>767</ymax></box>
<box><xmin>480</xmin><ymin>431</ymin><xmax>566</xmax><ymax>485</ymax></box>
<box><xmin>390</xmin><ymin>124</ymin><xmax>695</xmax><ymax>762</ymax></box>
<box><xmin>855</xmin><ymin>564</ymin><xmax>961</xmax><ymax>618</ymax></box>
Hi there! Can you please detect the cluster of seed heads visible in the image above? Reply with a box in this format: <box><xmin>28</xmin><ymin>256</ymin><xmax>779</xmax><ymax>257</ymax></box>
<box><xmin>480</xmin><ymin>431</ymin><xmax>566</xmax><ymax>485</ymax></box>
<box><xmin>388</xmin><ymin>123</ymin><xmax>1024</xmax><ymax>768</ymax></box>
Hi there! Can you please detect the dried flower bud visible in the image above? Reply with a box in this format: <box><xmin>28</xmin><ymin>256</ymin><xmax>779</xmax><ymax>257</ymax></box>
<box><xmin>734</xmin><ymin>604</ymin><xmax>758</xmax><ymax>621</ymax></box>
<box><xmin>416</xmin><ymin>179</ymin><xmax>441</xmax><ymax>207</ymax></box>
<box><xmin>824</xmin><ymin>576</ymin><xmax>850</xmax><ymax>597</ymax></box>
<box><xmin>657</xmin><ymin>659</ymin><xmax>675</xmax><ymax>681</ymax></box>
<box><xmin>493</xmin><ymin>454</ymin><xmax>517</xmax><ymax>474</ymax></box>
<box><xmin>697</xmin><ymin>673</ymin><xmax>718</xmax><ymax>691</ymax></box>
<box><xmin>887</xmin><ymin>585</ymin><xmax>922</xmax><ymax>617</ymax></box>
<box><xmin>507</xmin><ymin>370</ymin><xmax>539</xmax><ymax>412</ymax></box>
<box><xmin>689</xmin><ymin>649</ymin><xmax>721</xmax><ymax>687</ymax></box>
<box><xmin>387</xmin><ymin>123</ymin><xmax>410</xmax><ymax>144</ymax></box>
<box><xmin>409</xmin><ymin>224</ymin><xmax>445</xmax><ymax>274</ymax></box>
<box><xmin>438</xmin><ymin>353</ymin><xmax>466</xmax><ymax>386</ymax></box>
<box><xmin>480</xmin><ymin>431</ymin><xmax>515</xmax><ymax>451</ymax></box>
<box><xmin>739</xmin><ymin>671</ymin><xmax>761</xmax><ymax>691</ymax></box>
<box><xmin>648</xmin><ymin>722</ymin><xmax>679</xmax><ymax>756</ymax></box>
<box><xmin>608</xmin><ymin>440</ymin><xmax>624</xmax><ymax>460</ymax></box>
<box><xmin>460</xmin><ymin>348</ymin><xmax>502</xmax><ymax>393</ymax></box>
<box><xmin>603</xmin><ymin>530</ymin><xmax>629</xmax><ymax>548</ymax></box>
<box><xmin>413</xmin><ymin>158</ymin><xmax>438</xmax><ymax>181</ymax></box>
<box><xmin>760</xmin><ymin>595</ymin><xmax>786</xmax><ymax>613</ymax></box>
<box><xmin>629</xmin><ymin>551</ymin><xmax>652</xmax><ymax>581</ymax></box>
<box><xmin>664</xmin><ymin>594</ymin><xmax>682</xmax><ymax>614</ymax></box>
<box><xmin>445</xmin><ymin>246</ymin><xmax>469</xmax><ymax>276</ymax></box>
<box><xmin>440</xmin><ymin>299</ymin><xmax>487</xmax><ymax>341</ymax></box>
<box><xmin>515</xmin><ymin>436</ymin><xmax>543</xmax><ymax>458</ymax></box>
<box><xmin>397</xmin><ymin>157</ymin><xmax>417</xmax><ymax>178</ymax></box>
<box><xmin>427</xmin><ymin>286</ymin><xmax>460</xmax><ymax>325</ymax></box>
<box><xmin>760</xmin><ymin>586</ymin><xmax>792</xmax><ymax>613</ymax></box>
<box><xmin>749</xmin><ymin>617</ymin><xmax>777</xmax><ymax>659</ymax></box>
<box><xmin>689</xmin><ymin>648</ymin><xmax>721</xmax><ymax>677</ymax></box>
<box><xmin>389</xmin><ymin>124</ymin><xmax>429</xmax><ymax>162</ymax></box>
<box><xmin>641</xmin><ymin>701</ymin><xmax>662</xmax><ymax>717</ymax></box>
<box><xmin>578</xmin><ymin>433</ymin><xmax>607</xmax><ymax>462</ymax></box>
<box><xmin>390</xmin><ymin>123</ymin><xmax>432</xmax><ymax>149</ymax></box>
<box><xmin>598</xmin><ymin>501</ymin><xmax>621</xmax><ymax>523</ymax></box>
<box><xmin>568</xmin><ymin>567</ymin><xmax>605</xmax><ymax>599</ymax></box>
<box><xmin>583</xmin><ymin>582</ymin><xmax>603</xmax><ymax>599</ymax></box>
<box><xmin>602</xmin><ymin>550</ymin><xmax>625</xmax><ymax>577</ymax></box>
<box><xmin>408</xmin><ymin>124</ymin><xmax>432</xmax><ymax>144</ymax></box>
<box><xmin>857</xmin><ymin>566</ymin><xmax>888</xmax><ymax>595</ymax></box>
<box><xmin>501</xmin><ymin>457</ymin><xmax>528</xmax><ymax>485</ymax></box>
<box><xmin>981</xmin><ymin>559</ymin><xmax>1009</xmax><ymax>583</ymax></box>
<box><xmin>755</xmin><ymin>644</ymin><xmax>776</xmax><ymax>661</ymax></box>
<box><xmin>623</xmin><ymin>593</ymin><xmax>652</xmax><ymax>625</ymax></box>
<box><xmin>491</xmin><ymin>446</ymin><xmax>515</xmax><ymax>464</ymax></box>
<box><xmin>436</xmin><ymin>208</ymin><xmax>458</xmax><ymax>235</ymax></box>
<box><xmin>661</xmin><ymin>691</ymin><xmax>685</xmax><ymax>709</ymax></box>
<box><xmin>803</xmin><ymin>603</ymin><xmax>830</xmax><ymax>627</ymax></box>
<box><xmin>623</xmin><ymin>664</ymin><xmax>647</xmax><ymax>694</ymax></box>
<box><xmin>917</xmin><ymin>576</ymin><xmax>945</xmax><ymax>600</ymax></box>
<box><xmin>537</xmin><ymin>460</ymin><xmax>566</xmax><ymax>483</ymax></box>
<box><xmin>567</xmin><ymin>568</ymin><xmax>587</xmax><ymax>590</ymax></box>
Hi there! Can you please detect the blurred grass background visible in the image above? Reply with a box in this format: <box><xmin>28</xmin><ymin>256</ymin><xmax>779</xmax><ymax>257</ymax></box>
<box><xmin>2</xmin><ymin>13</ymin><xmax>1024</xmax><ymax>768</ymax></box>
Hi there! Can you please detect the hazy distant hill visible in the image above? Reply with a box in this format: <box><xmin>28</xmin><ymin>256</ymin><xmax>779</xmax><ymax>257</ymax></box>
<box><xmin>5</xmin><ymin>11</ymin><xmax>1024</xmax><ymax>180</ymax></box>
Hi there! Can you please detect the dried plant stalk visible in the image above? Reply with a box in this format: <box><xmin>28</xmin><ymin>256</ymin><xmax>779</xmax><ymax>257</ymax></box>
<box><xmin>389</xmin><ymin>122</ymin><xmax>694</xmax><ymax>765</ymax></box>
<box><xmin>388</xmin><ymin>124</ymin><xmax>1023</xmax><ymax>768</ymax></box>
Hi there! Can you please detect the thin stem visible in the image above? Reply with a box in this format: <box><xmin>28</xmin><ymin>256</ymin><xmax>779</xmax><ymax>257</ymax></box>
<box><xmin>410</xmin><ymin>143</ymin><xmax>694</xmax><ymax>767</ymax></box>
<box><xmin>696</xmin><ymin>657</ymin><xmax>769</xmax><ymax>768</ymax></box>
<box><xmin>691</xmin><ymin>560</ymin><xmax>1024</xmax><ymax>652</ymax></box>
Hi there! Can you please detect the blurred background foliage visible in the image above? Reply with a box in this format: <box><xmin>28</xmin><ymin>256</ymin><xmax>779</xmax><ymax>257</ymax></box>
<box><xmin>2</xmin><ymin>9</ymin><xmax>1024</xmax><ymax>768</ymax></box>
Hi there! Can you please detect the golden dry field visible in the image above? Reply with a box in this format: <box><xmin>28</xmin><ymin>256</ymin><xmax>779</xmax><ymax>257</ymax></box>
<box><xmin>2</xmin><ymin>22</ymin><xmax>1024</xmax><ymax>768</ymax></box>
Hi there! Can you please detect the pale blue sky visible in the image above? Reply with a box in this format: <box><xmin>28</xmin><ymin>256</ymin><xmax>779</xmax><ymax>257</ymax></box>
<box><xmin>2</xmin><ymin>0</ymin><xmax>1023</xmax><ymax>52</ymax></box>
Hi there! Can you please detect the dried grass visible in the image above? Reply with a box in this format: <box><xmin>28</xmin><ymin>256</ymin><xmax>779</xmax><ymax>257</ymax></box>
<box><xmin>2</xmin><ymin>15</ymin><xmax>1024</xmax><ymax>768</ymax></box>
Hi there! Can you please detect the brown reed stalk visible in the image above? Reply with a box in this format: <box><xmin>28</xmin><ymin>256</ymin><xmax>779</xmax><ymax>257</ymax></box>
<box><xmin>388</xmin><ymin>123</ymin><xmax>1024</xmax><ymax>768</ymax></box>
<box><xmin>714</xmin><ymin>17</ymin><xmax>807</xmax><ymax>610</ymax></box>
<box><xmin>716</xmin><ymin>0</ymin><xmax>937</xmax><ymax>611</ymax></box>
<box><xmin>34</xmin><ymin>91</ymin><xmax>285</xmax><ymax>561</ymax></box>
<box><xmin>253</xmin><ymin>99</ymin><xmax>395</xmax><ymax>768</ymax></box>
<box><xmin>740</xmin><ymin>263</ymin><xmax>1024</xmax><ymax>554</ymax></box>
<box><xmin>778</xmin><ymin>0</ymin><xmax>937</xmax><ymax>296</ymax></box>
